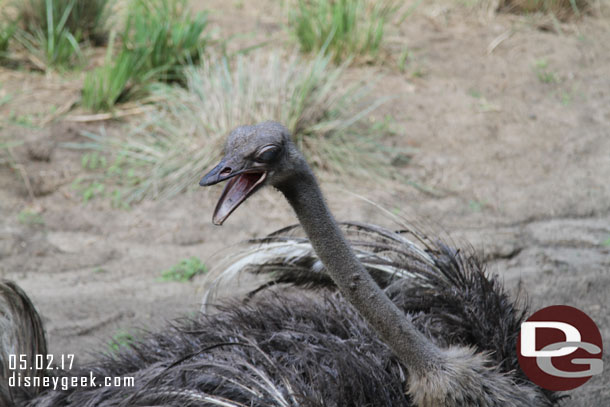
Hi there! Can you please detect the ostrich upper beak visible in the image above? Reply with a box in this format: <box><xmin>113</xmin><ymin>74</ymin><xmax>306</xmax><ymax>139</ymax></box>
<box><xmin>199</xmin><ymin>159</ymin><xmax>267</xmax><ymax>226</ymax></box>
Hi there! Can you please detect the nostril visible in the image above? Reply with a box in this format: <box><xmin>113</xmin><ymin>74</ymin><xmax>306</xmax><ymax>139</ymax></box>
<box><xmin>220</xmin><ymin>167</ymin><xmax>232</xmax><ymax>177</ymax></box>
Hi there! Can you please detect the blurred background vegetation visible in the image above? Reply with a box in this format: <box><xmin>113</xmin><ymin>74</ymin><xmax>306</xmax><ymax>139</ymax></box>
<box><xmin>0</xmin><ymin>0</ymin><xmax>599</xmax><ymax>206</ymax></box>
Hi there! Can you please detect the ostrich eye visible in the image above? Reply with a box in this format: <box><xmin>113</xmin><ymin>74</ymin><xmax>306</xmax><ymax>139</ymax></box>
<box><xmin>255</xmin><ymin>146</ymin><xmax>280</xmax><ymax>163</ymax></box>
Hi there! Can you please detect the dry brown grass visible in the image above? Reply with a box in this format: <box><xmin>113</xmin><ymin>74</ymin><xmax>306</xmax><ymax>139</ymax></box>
<box><xmin>71</xmin><ymin>51</ymin><xmax>393</xmax><ymax>204</ymax></box>
<box><xmin>497</xmin><ymin>0</ymin><xmax>591</xmax><ymax>20</ymax></box>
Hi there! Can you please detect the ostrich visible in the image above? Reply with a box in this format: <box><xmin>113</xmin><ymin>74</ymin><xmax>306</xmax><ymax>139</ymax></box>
<box><xmin>0</xmin><ymin>121</ymin><xmax>559</xmax><ymax>406</ymax></box>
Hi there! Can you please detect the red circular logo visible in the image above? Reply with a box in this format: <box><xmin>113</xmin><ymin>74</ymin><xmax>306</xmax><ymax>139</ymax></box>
<box><xmin>517</xmin><ymin>305</ymin><xmax>603</xmax><ymax>391</ymax></box>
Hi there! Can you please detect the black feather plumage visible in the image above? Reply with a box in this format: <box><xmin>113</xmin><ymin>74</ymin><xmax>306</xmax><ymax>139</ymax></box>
<box><xmin>1</xmin><ymin>223</ymin><xmax>561</xmax><ymax>406</ymax></box>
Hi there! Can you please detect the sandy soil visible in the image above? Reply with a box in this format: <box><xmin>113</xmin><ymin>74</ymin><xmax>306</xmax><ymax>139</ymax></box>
<box><xmin>1</xmin><ymin>1</ymin><xmax>609</xmax><ymax>404</ymax></box>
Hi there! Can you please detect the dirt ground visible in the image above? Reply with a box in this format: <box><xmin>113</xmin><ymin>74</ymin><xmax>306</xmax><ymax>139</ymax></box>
<box><xmin>1</xmin><ymin>1</ymin><xmax>609</xmax><ymax>405</ymax></box>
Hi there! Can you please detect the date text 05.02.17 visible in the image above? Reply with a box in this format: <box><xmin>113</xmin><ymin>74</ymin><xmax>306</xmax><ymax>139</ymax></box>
<box><xmin>9</xmin><ymin>354</ymin><xmax>75</xmax><ymax>371</ymax></box>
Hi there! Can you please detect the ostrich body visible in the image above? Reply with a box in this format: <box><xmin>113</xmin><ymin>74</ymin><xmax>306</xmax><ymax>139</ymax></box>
<box><xmin>0</xmin><ymin>122</ymin><xmax>557</xmax><ymax>406</ymax></box>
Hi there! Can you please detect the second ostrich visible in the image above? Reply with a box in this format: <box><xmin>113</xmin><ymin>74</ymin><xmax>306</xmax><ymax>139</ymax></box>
<box><xmin>0</xmin><ymin>121</ymin><xmax>558</xmax><ymax>406</ymax></box>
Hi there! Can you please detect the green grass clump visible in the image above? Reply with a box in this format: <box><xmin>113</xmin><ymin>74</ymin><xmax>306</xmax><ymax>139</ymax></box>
<box><xmin>0</xmin><ymin>21</ymin><xmax>17</xmax><ymax>58</ymax></box>
<box><xmin>159</xmin><ymin>257</ymin><xmax>207</xmax><ymax>282</ymax></box>
<box><xmin>124</xmin><ymin>0</ymin><xmax>208</xmax><ymax>84</ymax></box>
<box><xmin>82</xmin><ymin>35</ymin><xmax>146</xmax><ymax>111</ymax></box>
<box><xmin>289</xmin><ymin>0</ymin><xmax>395</xmax><ymax>63</ymax></box>
<box><xmin>81</xmin><ymin>0</ymin><xmax>208</xmax><ymax>111</ymax></box>
<box><xmin>72</xmin><ymin>51</ymin><xmax>393</xmax><ymax>203</ymax></box>
<box><xmin>108</xmin><ymin>330</ymin><xmax>135</xmax><ymax>353</ymax></box>
<box><xmin>19</xmin><ymin>0</ymin><xmax>111</xmax><ymax>45</ymax></box>
<box><xmin>16</xmin><ymin>0</ymin><xmax>83</xmax><ymax>69</ymax></box>
<box><xmin>533</xmin><ymin>58</ymin><xmax>558</xmax><ymax>84</ymax></box>
<box><xmin>17</xmin><ymin>209</ymin><xmax>45</xmax><ymax>226</ymax></box>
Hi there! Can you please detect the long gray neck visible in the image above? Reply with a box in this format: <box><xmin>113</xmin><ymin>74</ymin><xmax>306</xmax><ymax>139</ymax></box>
<box><xmin>277</xmin><ymin>163</ymin><xmax>442</xmax><ymax>376</ymax></box>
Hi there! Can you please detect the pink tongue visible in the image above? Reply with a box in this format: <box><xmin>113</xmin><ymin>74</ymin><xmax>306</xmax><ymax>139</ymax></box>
<box><xmin>214</xmin><ymin>173</ymin><xmax>263</xmax><ymax>224</ymax></box>
<box><xmin>222</xmin><ymin>175</ymin><xmax>253</xmax><ymax>208</ymax></box>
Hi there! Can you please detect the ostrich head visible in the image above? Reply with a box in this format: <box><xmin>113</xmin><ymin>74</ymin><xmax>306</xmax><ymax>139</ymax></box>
<box><xmin>199</xmin><ymin>121</ymin><xmax>303</xmax><ymax>225</ymax></box>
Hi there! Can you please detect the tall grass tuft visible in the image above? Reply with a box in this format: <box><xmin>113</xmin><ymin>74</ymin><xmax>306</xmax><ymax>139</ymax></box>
<box><xmin>124</xmin><ymin>0</ymin><xmax>208</xmax><ymax>84</ymax></box>
<box><xmin>81</xmin><ymin>0</ymin><xmax>208</xmax><ymax>111</ymax></box>
<box><xmin>19</xmin><ymin>0</ymin><xmax>111</xmax><ymax>45</ymax></box>
<box><xmin>289</xmin><ymin>0</ymin><xmax>396</xmax><ymax>63</ymax></box>
<box><xmin>16</xmin><ymin>0</ymin><xmax>83</xmax><ymax>69</ymax></box>
<box><xmin>74</xmin><ymin>51</ymin><xmax>393</xmax><ymax>203</ymax></box>
<box><xmin>81</xmin><ymin>33</ymin><xmax>146</xmax><ymax>111</ymax></box>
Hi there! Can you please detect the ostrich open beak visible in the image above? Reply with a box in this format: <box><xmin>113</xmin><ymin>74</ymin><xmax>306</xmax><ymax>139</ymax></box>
<box><xmin>199</xmin><ymin>159</ymin><xmax>267</xmax><ymax>225</ymax></box>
